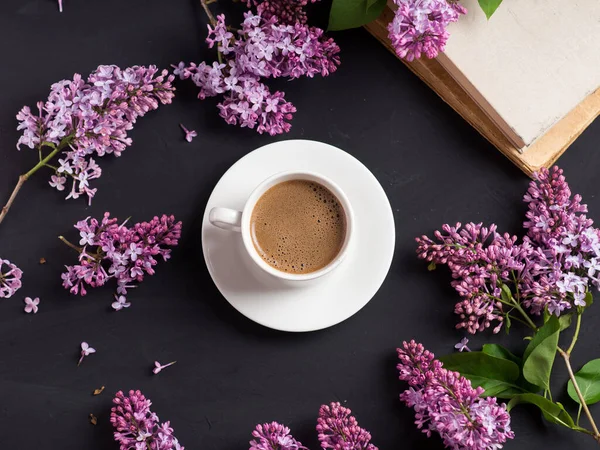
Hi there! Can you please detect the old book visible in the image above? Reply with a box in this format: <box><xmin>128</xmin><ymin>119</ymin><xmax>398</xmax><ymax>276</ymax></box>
<box><xmin>364</xmin><ymin>1</ymin><xmax>600</xmax><ymax>175</ymax></box>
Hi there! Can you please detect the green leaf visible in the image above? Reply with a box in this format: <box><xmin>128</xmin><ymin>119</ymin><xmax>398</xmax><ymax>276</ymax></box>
<box><xmin>477</xmin><ymin>0</ymin><xmax>503</xmax><ymax>19</ymax></box>
<box><xmin>439</xmin><ymin>352</ymin><xmax>523</xmax><ymax>398</ymax></box>
<box><xmin>584</xmin><ymin>292</ymin><xmax>594</xmax><ymax>308</ymax></box>
<box><xmin>543</xmin><ymin>308</ymin><xmax>551</xmax><ymax>324</ymax></box>
<box><xmin>427</xmin><ymin>261</ymin><xmax>436</xmax><ymax>271</ymax></box>
<box><xmin>500</xmin><ymin>284</ymin><xmax>513</xmax><ymax>303</ymax></box>
<box><xmin>482</xmin><ymin>344</ymin><xmax>521</xmax><ymax>365</ymax></box>
<box><xmin>558</xmin><ymin>314</ymin><xmax>572</xmax><ymax>331</ymax></box>
<box><xmin>523</xmin><ymin>315</ymin><xmax>559</xmax><ymax>360</ymax></box>
<box><xmin>508</xmin><ymin>394</ymin><xmax>575</xmax><ymax>428</ymax></box>
<box><xmin>567</xmin><ymin>359</ymin><xmax>600</xmax><ymax>405</ymax></box>
<box><xmin>482</xmin><ymin>344</ymin><xmax>540</xmax><ymax>394</ymax></box>
<box><xmin>328</xmin><ymin>0</ymin><xmax>387</xmax><ymax>31</ymax></box>
<box><xmin>504</xmin><ymin>314</ymin><xmax>511</xmax><ymax>334</ymax></box>
<box><xmin>522</xmin><ymin>316</ymin><xmax>560</xmax><ymax>390</ymax></box>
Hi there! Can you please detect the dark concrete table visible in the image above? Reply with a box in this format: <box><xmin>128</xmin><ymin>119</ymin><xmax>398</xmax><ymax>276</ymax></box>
<box><xmin>0</xmin><ymin>1</ymin><xmax>599</xmax><ymax>448</ymax></box>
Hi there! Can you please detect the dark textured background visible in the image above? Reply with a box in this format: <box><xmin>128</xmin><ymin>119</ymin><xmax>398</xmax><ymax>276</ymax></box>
<box><xmin>1</xmin><ymin>0</ymin><xmax>599</xmax><ymax>449</ymax></box>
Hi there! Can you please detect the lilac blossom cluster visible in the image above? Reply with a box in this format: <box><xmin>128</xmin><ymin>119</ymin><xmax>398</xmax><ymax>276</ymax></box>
<box><xmin>416</xmin><ymin>166</ymin><xmax>600</xmax><ymax>333</ymax></box>
<box><xmin>174</xmin><ymin>7</ymin><xmax>339</xmax><ymax>135</ymax></box>
<box><xmin>416</xmin><ymin>222</ymin><xmax>531</xmax><ymax>333</ymax></box>
<box><xmin>521</xmin><ymin>166</ymin><xmax>600</xmax><ymax>315</ymax></box>
<box><xmin>61</xmin><ymin>213</ymin><xmax>181</xmax><ymax>302</ymax></box>
<box><xmin>249</xmin><ymin>422</ymin><xmax>306</xmax><ymax>450</ymax></box>
<box><xmin>16</xmin><ymin>65</ymin><xmax>175</xmax><ymax>204</ymax></box>
<box><xmin>397</xmin><ymin>340</ymin><xmax>514</xmax><ymax>450</ymax></box>
<box><xmin>111</xmin><ymin>390</ymin><xmax>184</xmax><ymax>450</ymax></box>
<box><xmin>317</xmin><ymin>402</ymin><xmax>378</xmax><ymax>450</ymax></box>
<box><xmin>0</xmin><ymin>258</ymin><xmax>23</xmax><ymax>298</ymax></box>
<box><xmin>245</xmin><ymin>0</ymin><xmax>319</xmax><ymax>25</ymax></box>
<box><xmin>388</xmin><ymin>0</ymin><xmax>467</xmax><ymax>61</ymax></box>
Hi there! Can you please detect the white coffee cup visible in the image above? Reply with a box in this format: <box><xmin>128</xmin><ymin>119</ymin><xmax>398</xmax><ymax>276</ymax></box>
<box><xmin>209</xmin><ymin>171</ymin><xmax>354</xmax><ymax>282</ymax></box>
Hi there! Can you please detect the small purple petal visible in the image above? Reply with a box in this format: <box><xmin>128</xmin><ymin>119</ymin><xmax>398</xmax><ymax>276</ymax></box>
<box><xmin>454</xmin><ymin>337</ymin><xmax>470</xmax><ymax>352</ymax></box>
<box><xmin>24</xmin><ymin>297</ymin><xmax>40</xmax><ymax>314</ymax></box>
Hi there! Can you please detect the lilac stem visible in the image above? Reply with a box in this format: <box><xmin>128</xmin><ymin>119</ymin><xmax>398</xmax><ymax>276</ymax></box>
<box><xmin>199</xmin><ymin>0</ymin><xmax>223</xmax><ymax>64</ymax></box>
<box><xmin>58</xmin><ymin>236</ymin><xmax>83</xmax><ymax>253</ymax></box>
<box><xmin>0</xmin><ymin>139</ymin><xmax>69</xmax><ymax>226</ymax></box>
<box><xmin>200</xmin><ymin>0</ymin><xmax>218</xmax><ymax>26</ymax></box>
<box><xmin>558</xmin><ymin>346</ymin><xmax>600</xmax><ymax>442</ymax></box>
<box><xmin>566</xmin><ymin>313</ymin><xmax>582</xmax><ymax>355</ymax></box>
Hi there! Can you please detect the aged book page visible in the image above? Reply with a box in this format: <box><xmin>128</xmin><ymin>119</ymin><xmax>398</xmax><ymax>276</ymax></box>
<box><xmin>441</xmin><ymin>0</ymin><xmax>600</xmax><ymax>148</ymax></box>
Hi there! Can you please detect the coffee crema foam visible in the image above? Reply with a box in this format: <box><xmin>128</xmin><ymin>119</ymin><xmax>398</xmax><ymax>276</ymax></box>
<box><xmin>250</xmin><ymin>180</ymin><xmax>346</xmax><ymax>274</ymax></box>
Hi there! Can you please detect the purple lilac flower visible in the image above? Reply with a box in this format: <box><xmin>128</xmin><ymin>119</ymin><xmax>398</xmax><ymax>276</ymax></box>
<box><xmin>245</xmin><ymin>0</ymin><xmax>319</xmax><ymax>24</ymax></box>
<box><xmin>397</xmin><ymin>340</ymin><xmax>514</xmax><ymax>450</ymax></box>
<box><xmin>417</xmin><ymin>167</ymin><xmax>600</xmax><ymax>326</ymax></box>
<box><xmin>111</xmin><ymin>390</ymin><xmax>184</xmax><ymax>450</ymax></box>
<box><xmin>61</xmin><ymin>213</ymin><xmax>182</xmax><ymax>303</ymax></box>
<box><xmin>16</xmin><ymin>65</ymin><xmax>175</xmax><ymax>204</ymax></box>
<box><xmin>49</xmin><ymin>174</ymin><xmax>66</xmax><ymax>191</ymax></box>
<box><xmin>233</xmin><ymin>13</ymin><xmax>340</xmax><ymax>80</ymax></box>
<box><xmin>0</xmin><ymin>258</ymin><xmax>23</xmax><ymax>298</ymax></box>
<box><xmin>112</xmin><ymin>294</ymin><xmax>131</xmax><ymax>311</ymax></box>
<box><xmin>24</xmin><ymin>297</ymin><xmax>40</xmax><ymax>314</ymax></box>
<box><xmin>317</xmin><ymin>402</ymin><xmax>378</xmax><ymax>450</ymax></box>
<box><xmin>153</xmin><ymin>361</ymin><xmax>176</xmax><ymax>375</ymax></box>
<box><xmin>388</xmin><ymin>0</ymin><xmax>466</xmax><ymax>61</ymax></box>
<box><xmin>454</xmin><ymin>337</ymin><xmax>470</xmax><ymax>352</ymax></box>
<box><xmin>249</xmin><ymin>422</ymin><xmax>306</xmax><ymax>450</ymax></box>
<box><xmin>218</xmin><ymin>74</ymin><xmax>296</xmax><ymax>135</ymax></box>
<box><xmin>519</xmin><ymin>166</ymin><xmax>600</xmax><ymax>315</ymax></box>
<box><xmin>78</xmin><ymin>341</ymin><xmax>96</xmax><ymax>366</ymax></box>
<box><xmin>175</xmin><ymin>10</ymin><xmax>339</xmax><ymax>135</ymax></box>
<box><xmin>179</xmin><ymin>123</ymin><xmax>197</xmax><ymax>143</ymax></box>
<box><xmin>416</xmin><ymin>222</ymin><xmax>532</xmax><ymax>334</ymax></box>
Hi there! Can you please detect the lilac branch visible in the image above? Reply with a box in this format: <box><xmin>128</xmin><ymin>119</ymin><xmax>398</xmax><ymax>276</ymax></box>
<box><xmin>557</xmin><ymin>347</ymin><xmax>600</xmax><ymax>442</ymax></box>
<box><xmin>0</xmin><ymin>139</ymin><xmax>69</xmax><ymax>225</ymax></box>
<box><xmin>200</xmin><ymin>0</ymin><xmax>218</xmax><ymax>26</ymax></box>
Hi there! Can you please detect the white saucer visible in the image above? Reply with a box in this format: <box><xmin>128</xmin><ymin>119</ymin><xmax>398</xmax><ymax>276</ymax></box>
<box><xmin>201</xmin><ymin>140</ymin><xmax>395</xmax><ymax>332</ymax></box>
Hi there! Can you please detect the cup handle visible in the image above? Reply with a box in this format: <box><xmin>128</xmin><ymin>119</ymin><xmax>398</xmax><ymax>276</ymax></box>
<box><xmin>209</xmin><ymin>207</ymin><xmax>242</xmax><ymax>232</ymax></box>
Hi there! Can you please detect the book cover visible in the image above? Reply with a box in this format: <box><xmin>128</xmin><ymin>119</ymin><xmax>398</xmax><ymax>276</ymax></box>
<box><xmin>440</xmin><ymin>0</ymin><xmax>600</xmax><ymax>148</ymax></box>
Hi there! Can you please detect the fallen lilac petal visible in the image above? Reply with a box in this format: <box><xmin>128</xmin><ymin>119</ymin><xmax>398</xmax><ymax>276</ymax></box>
<box><xmin>179</xmin><ymin>123</ymin><xmax>197</xmax><ymax>143</ymax></box>
<box><xmin>454</xmin><ymin>337</ymin><xmax>470</xmax><ymax>352</ymax></box>
<box><xmin>111</xmin><ymin>294</ymin><xmax>131</xmax><ymax>311</ymax></box>
<box><xmin>24</xmin><ymin>297</ymin><xmax>40</xmax><ymax>314</ymax></box>
<box><xmin>78</xmin><ymin>341</ymin><xmax>96</xmax><ymax>366</ymax></box>
<box><xmin>153</xmin><ymin>360</ymin><xmax>176</xmax><ymax>375</ymax></box>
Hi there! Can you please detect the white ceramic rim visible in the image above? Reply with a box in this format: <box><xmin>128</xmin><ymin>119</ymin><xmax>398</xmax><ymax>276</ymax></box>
<box><xmin>239</xmin><ymin>170</ymin><xmax>354</xmax><ymax>281</ymax></box>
